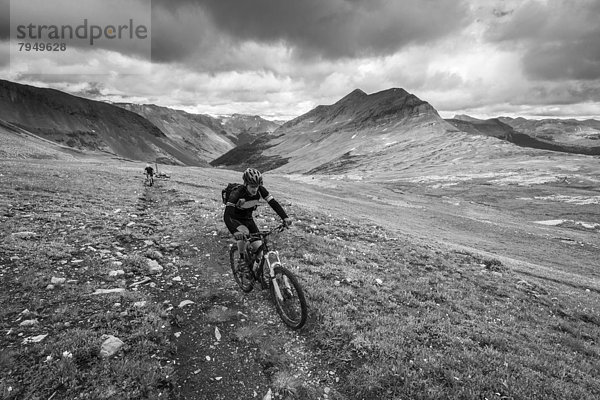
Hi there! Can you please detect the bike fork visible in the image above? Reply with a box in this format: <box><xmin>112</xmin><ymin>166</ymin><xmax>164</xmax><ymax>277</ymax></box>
<box><xmin>265</xmin><ymin>251</ymin><xmax>283</xmax><ymax>301</ymax></box>
<box><xmin>265</xmin><ymin>251</ymin><xmax>291</xmax><ymax>302</ymax></box>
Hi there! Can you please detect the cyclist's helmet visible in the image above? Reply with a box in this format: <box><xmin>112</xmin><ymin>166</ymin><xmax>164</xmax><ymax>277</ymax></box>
<box><xmin>243</xmin><ymin>168</ymin><xmax>263</xmax><ymax>186</ymax></box>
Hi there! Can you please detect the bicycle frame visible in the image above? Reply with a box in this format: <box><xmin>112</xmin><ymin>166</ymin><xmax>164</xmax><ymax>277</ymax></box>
<box><xmin>249</xmin><ymin>225</ymin><xmax>288</xmax><ymax>302</ymax></box>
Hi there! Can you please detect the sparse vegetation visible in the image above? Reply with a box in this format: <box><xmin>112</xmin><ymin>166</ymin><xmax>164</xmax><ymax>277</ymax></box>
<box><xmin>278</xmin><ymin>210</ymin><xmax>600</xmax><ymax>399</ymax></box>
<box><xmin>1</xmin><ymin>158</ymin><xmax>599</xmax><ymax>399</ymax></box>
<box><xmin>0</xmin><ymin>160</ymin><xmax>176</xmax><ymax>399</ymax></box>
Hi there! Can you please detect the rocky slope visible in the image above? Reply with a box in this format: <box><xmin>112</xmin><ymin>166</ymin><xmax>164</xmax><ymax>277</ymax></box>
<box><xmin>0</xmin><ymin>80</ymin><xmax>208</xmax><ymax>166</ymax></box>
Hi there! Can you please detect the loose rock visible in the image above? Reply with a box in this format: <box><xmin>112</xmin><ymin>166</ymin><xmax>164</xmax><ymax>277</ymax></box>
<box><xmin>147</xmin><ymin>259</ymin><xmax>164</xmax><ymax>275</ymax></box>
<box><xmin>92</xmin><ymin>288</ymin><xmax>126</xmax><ymax>295</ymax></box>
<box><xmin>100</xmin><ymin>335</ymin><xmax>125</xmax><ymax>357</ymax></box>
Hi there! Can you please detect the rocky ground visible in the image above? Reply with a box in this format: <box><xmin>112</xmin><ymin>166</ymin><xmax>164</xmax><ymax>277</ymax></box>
<box><xmin>0</xmin><ymin>160</ymin><xmax>341</xmax><ymax>400</ymax></box>
<box><xmin>2</xmin><ymin>158</ymin><xmax>599</xmax><ymax>400</ymax></box>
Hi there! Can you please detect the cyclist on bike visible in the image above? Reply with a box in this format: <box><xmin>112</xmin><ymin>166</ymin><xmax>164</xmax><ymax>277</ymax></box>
<box><xmin>144</xmin><ymin>163</ymin><xmax>154</xmax><ymax>185</ymax></box>
<box><xmin>224</xmin><ymin>168</ymin><xmax>292</xmax><ymax>278</ymax></box>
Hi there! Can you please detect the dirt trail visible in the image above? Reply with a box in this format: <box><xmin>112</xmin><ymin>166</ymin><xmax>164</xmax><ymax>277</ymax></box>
<box><xmin>138</xmin><ymin>179</ymin><xmax>334</xmax><ymax>400</ymax></box>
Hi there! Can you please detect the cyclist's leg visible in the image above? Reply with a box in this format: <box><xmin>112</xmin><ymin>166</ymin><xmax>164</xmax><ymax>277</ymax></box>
<box><xmin>246</xmin><ymin>219</ymin><xmax>262</xmax><ymax>255</ymax></box>
<box><xmin>229</xmin><ymin>218</ymin><xmax>249</xmax><ymax>254</ymax></box>
<box><xmin>235</xmin><ymin>224</ymin><xmax>251</xmax><ymax>256</ymax></box>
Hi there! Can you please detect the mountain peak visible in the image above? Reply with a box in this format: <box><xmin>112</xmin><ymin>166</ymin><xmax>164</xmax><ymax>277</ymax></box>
<box><xmin>279</xmin><ymin>86</ymin><xmax>440</xmax><ymax>134</ymax></box>
<box><xmin>337</xmin><ymin>89</ymin><xmax>368</xmax><ymax>103</ymax></box>
<box><xmin>374</xmin><ymin>87</ymin><xmax>409</xmax><ymax>97</ymax></box>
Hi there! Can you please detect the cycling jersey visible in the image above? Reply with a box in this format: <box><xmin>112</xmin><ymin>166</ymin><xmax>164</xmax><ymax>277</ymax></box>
<box><xmin>224</xmin><ymin>184</ymin><xmax>287</xmax><ymax>234</ymax></box>
<box><xmin>145</xmin><ymin>167</ymin><xmax>154</xmax><ymax>176</ymax></box>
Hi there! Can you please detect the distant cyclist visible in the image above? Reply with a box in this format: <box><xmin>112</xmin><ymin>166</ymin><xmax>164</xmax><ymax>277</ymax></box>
<box><xmin>224</xmin><ymin>168</ymin><xmax>292</xmax><ymax>278</ymax></box>
<box><xmin>144</xmin><ymin>163</ymin><xmax>154</xmax><ymax>186</ymax></box>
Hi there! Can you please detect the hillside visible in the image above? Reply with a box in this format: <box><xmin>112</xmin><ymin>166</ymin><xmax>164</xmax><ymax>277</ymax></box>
<box><xmin>447</xmin><ymin>115</ymin><xmax>600</xmax><ymax>156</ymax></box>
<box><xmin>445</xmin><ymin>116</ymin><xmax>515</xmax><ymax>140</ymax></box>
<box><xmin>115</xmin><ymin>105</ymin><xmax>282</xmax><ymax>162</ymax></box>
<box><xmin>211</xmin><ymin>88</ymin><xmax>456</xmax><ymax>175</ymax></box>
<box><xmin>115</xmin><ymin>103</ymin><xmax>235</xmax><ymax>161</ymax></box>
<box><xmin>0</xmin><ymin>119</ymin><xmax>82</xmax><ymax>160</ymax></box>
<box><xmin>0</xmin><ymin>80</ymin><xmax>208</xmax><ymax>166</ymax></box>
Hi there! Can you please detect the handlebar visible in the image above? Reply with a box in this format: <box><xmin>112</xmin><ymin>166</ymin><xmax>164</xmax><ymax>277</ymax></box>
<box><xmin>247</xmin><ymin>223</ymin><xmax>288</xmax><ymax>240</ymax></box>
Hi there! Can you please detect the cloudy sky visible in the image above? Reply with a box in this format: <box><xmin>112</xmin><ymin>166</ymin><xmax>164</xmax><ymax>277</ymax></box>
<box><xmin>1</xmin><ymin>0</ymin><xmax>599</xmax><ymax>121</ymax></box>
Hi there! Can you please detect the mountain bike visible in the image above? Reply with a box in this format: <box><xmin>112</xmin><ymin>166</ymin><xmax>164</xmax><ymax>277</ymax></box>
<box><xmin>229</xmin><ymin>224</ymin><xmax>308</xmax><ymax>330</ymax></box>
<box><xmin>144</xmin><ymin>174</ymin><xmax>154</xmax><ymax>186</ymax></box>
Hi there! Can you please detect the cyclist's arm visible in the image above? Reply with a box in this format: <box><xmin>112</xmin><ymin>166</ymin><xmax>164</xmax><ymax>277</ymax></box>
<box><xmin>260</xmin><ymin>187</ymin><xmax>288</xmax><ymax>220</ymax></box>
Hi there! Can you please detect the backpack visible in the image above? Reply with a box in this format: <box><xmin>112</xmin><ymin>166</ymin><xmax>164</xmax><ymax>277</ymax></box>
<box><xmin>222</xmin><ymin>183</ymin><xmax>243</xmax><ymax>204</ymax></box>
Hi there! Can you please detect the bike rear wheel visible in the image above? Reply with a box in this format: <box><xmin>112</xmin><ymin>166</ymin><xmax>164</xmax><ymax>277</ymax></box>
<box><xmin>229</xmin><ymin>246</ymin><xmax>254</xmax><ymax>293</ymax></box>
<box><xmin>270</xmin><ymin>266</ymin><xmax>307</xmax><ymax>330</ymax></box>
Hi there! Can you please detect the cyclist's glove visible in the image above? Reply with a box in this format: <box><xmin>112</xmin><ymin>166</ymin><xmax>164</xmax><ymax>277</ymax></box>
<box><xmin>283</xmin><ymin>217</ymin><xmax>293</xmax><ymax>227</ymax></box>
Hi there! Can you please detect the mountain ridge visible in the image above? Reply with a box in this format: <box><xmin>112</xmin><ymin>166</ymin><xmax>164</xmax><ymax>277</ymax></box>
<box><xmin>0</xmin><ymin>80</ymin><xmax>282</xmax><ymax>165</ymax></box>
<box><xmin>0</xmin><ymin>80</ymin><xmax>208</xmax><ymax>166</ymax></box>
<box><xmin>212</xmin><ymin>87</ymin><xmax>450</xmax><ymax>175</ymax></box>
<box><xmin>446</xmin><ymin>114</ymin><xmax>600</xmax><ymax>156</ymax></box>
<box><xmin>4</xmin><ymin>79</ymin><xmax>600</xmax><ymax>174</ymax></box>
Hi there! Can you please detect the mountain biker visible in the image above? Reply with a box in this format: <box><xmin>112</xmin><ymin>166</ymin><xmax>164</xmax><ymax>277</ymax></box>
<box><xmin>224</xmin><ymin>168</ymin><xmax>292</xmax><ymax>278</ymax></box>
<box><xmin>144</xmin><ymin>163</ymin><xmax>154</xmax><ymax>185</ymax></box>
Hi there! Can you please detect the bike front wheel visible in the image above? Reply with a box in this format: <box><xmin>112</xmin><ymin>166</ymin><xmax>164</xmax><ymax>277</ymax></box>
<box><xmin>229</xmin><ymin>246</ymin><xmax>254</xmax><ymax>293</ymax></box>
<box><xmin>270</xmin><ymin>266</ymin><xmax>307</xmax><ymax>330</ymax></box>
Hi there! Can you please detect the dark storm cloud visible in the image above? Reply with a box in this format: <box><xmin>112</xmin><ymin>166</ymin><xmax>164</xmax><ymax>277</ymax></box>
<box><xmin>485</xmin><ymin>0</ymin><xmax>600</xmax><ymax>81</ymax></box>
<box><xmin>150</xmin><ymin>5</ymin><xmax>209</xmax><ymax>63</ymax></box>
<box><xmin>151</xmin><ymin>0</ymin><xmax>470</xmax><ymax>61</ymax></box>
<box><xmin>513</xmin><ymin>81</ymin><xmax>600</xmax><ymax>108</ymax></box>
<box><xmin>523</xmin><ymin>34</ymin><xmax>600</xmax><ymax>81</ymax></box>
